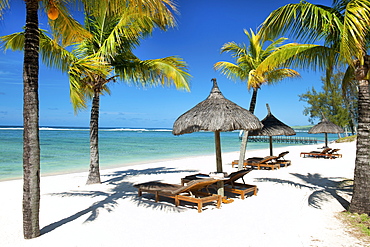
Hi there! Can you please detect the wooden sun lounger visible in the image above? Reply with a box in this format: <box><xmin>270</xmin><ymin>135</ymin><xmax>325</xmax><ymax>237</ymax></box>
<box><xmin>231</xmin><ymin>157</ymin><xmax>265</xmax><ymax>168</ymax></box>
<box><xmin>274</xmin><ymin>151</ymin><xmax>291</xmax><ymax>167</ymax></box>
<box><xmin>223</xmin><ymin>169</ymin><xmax>257</xmax><ymax>199</ymax></box>
<box><xmin>181</xmin><ymin>169</ymin><xmax>257</xmax><ymax>200</ymax></box>
<box><xmin>134</xmin><ymin>178</ymin><xmax>222</xmax><ymax>213</ymax></box>
<box><xmin>245</xmin><ymin>156</ymin><xmax>280</xmax><ymax>170</ymax></box>
<box><xmin>300</xmin><ymin>148</ymin><xmax>334</xmax><ymax>159</ymax></box>
<box><xmin>327</xmin><ymin>148</ymin><xmax>342</xmax><ymax>158</ymax></box>
<box><xmin>232</xmin><ymin>151</ymin><xmax>291</xmax><ymax>168</ymax></box>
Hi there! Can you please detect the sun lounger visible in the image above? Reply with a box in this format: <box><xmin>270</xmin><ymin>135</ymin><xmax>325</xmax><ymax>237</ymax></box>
<box><xmin>232</xmin><ymin>156</ymin><xmax>280</xmax><ymax>170</ymax></box>
<box><xmin>181</xmin><ymin>169</ymin><xmax>257</xmax><ymax>200</ymax></box>
<box><xmin>134</xmin><ymin>178</ymin><xmax>222</xmax><ymax>213</ymax></box>
<box><xmin>231</xmin><ymin>159</ymin><xmax>245</xmax><ymax>168</ymax></box>
<box><xmin>327</xmin><ymin>148</ymin><xmax>342</xmax><ymax>158</ymax></box>
<box><xmin>223</xmin><ymin>169</ymin><xmax>257</xmax><ymax>199</ymax></box>
<box><xmin>245</xmin><ymin>156</ymin><xmax>280</xmax><ymax>170</ymax></box>
<box><xmin>274</xmin><ymin>151</ymin><xmax>291</xmax><ymax>167</ymax></box>
<box><xmin>300</xmin><ymin>148</ymin><xmax>333</xmax><ymax>158</ymax></box>
<box><xmin>237</xmin><ymin>151</ymin><xmax>291</xmax><ymax>168</ymax></box>
<box><xmin>231</xmin><ymin>157</ymin><xmax>265</xmax><ymax>168</ymax></box>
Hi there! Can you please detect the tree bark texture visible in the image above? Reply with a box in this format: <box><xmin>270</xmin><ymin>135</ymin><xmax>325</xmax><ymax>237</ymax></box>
<box><xmin>23</xmin><ymin>0</ymin><xmax>40</xmax><ymax>239</ymax></box>
<box><xmin>350</xmin><ymin>80</ymin><xmax>370</xmax><ymax>215</ymax></box>
<box><xmin>238</xmin><ymin>88</ymin><xmax>258</xmax><ymax>170</ymax></box>
<box><xmin>86</xmin><ymin>89</ymin><xmax>101</xmax><ymax>184</ymax></box>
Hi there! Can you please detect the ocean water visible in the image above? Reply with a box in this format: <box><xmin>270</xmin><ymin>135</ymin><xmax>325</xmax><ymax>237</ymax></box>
<box><xmin>0</xmin><ymin>126</ymin><xmax>340</xmax><ymax>181</ymax></box>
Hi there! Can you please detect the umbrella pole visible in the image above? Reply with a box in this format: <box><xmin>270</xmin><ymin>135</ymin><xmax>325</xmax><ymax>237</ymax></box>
<box><xmin>269</xmin><ymin>136</ymin><xmax>273</xmax><ymax>156</ymax></box>
<box><xmin>325</xmin><ymin>133</ymin><xmax>328</xmax><ymax>148</ymax></box>
<box><xmin>214</xmin><ymin>131</ymin><xmax>224</xmax><ymax>196</ymax></box>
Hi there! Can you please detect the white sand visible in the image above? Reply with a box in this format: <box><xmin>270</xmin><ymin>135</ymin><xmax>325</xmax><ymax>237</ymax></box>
<box><xmin>1</xmin><ymin>141</ymin><xmax>367</xmax><ymax>247</ymax></box>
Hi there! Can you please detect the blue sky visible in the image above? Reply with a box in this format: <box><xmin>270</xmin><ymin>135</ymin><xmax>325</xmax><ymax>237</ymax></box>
<box><xmin>0</xmin><ymin>0</ymin><xmax>332</xmax><ymax>128</ymax></box>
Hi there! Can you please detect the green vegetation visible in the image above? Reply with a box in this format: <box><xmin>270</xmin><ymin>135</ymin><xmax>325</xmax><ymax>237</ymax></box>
<box><xmin>340</xmin><ymin>211</ymin><xmax>370</xmax><ymax>242</ymax></box>
<box><xmin>299</xmin><ymin>71</ymin><xmax>357</xmax><ymax>133</ymax></box>
<box><xmin>336</xmin><ymin>135</ymin><xmax>357</xmax><ymax>143</ymax></box>
<box><xmin>337</xmin><ymin>180</ymin><xmax>369</xmax><ymax>243</ymax></box>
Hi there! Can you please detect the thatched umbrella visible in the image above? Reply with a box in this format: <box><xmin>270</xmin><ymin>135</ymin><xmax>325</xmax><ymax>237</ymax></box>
<box><xmin>249</xmin><ymin>104</ymin><xmax>296</xmax><ymax>156</ymax></box>
<box><xmin>172</xmin><ymin>78</ymin><xmax>263</xmax><ymax>196</ymax></box>
<box><xmin>308</xmin><ymin>115</ymin><xmax>344</xmax><ymax>148</ymax></box>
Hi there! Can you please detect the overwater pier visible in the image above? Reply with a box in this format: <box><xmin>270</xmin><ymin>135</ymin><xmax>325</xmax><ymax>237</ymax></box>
<box><xmin>247</xmin><ymin>136</ymin><xmax>319</xmax><ymax>144</ymax></box>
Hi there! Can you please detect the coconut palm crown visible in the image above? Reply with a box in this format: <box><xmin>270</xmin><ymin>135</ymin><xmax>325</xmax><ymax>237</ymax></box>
<box><xmin>214</xmin><ymin>28</ymin><xmax>318</xmax><ymax>170</ymax></box>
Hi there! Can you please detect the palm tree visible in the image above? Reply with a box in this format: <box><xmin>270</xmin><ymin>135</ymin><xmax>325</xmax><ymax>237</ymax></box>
<box><xmin>259</xmin><ymin>0</ymin><xmax>370</xmax><ymax>215</ymax></box>
<box><xmin>0</xmin><ymin>0</ymin><xmax>91</xmax><ymax>239</ymax></box>
<box><xmin>214</xmin><ymin>29</ymin><xmax>318</xmax><ymax>170</ymax></box>
<box><xmin>74</xmin><ymin>6</ymin><xmax>190</xmax><ymax>185</ymax></box>
<box><xmin>0</xmin><ymin>0</ymin><xmax>185</xmax><ymax>239</ymax></box>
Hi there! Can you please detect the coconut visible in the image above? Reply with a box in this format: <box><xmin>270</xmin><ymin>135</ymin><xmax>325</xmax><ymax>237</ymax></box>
<box><xmin>48</xmin><ymin>6</ymin><xmax>59</xmax><ymax>20</ymax></box>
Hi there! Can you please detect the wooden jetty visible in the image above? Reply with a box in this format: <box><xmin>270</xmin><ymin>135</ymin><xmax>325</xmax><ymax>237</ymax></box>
<box><xmin>247</xmin><ymin>136</ymin><xmax>318</xmax><ymax>144</ymax></box>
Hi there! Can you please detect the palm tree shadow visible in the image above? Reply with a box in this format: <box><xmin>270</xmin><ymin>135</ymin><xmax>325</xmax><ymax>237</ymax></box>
<box><xmin>254</xmin><ymin>173</ymin><xmax>353</xmax><ymax>210</ymax></box>
<box><xmin>40</xmin><ymin>166</ymin><xmax>197</xmax><ymax>235</ymax></box>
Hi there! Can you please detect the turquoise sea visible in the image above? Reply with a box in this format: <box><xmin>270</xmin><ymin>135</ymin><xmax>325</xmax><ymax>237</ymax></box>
<box><xmin>0</xmin><ymin>126</ymin><xmax>340</xmax><ymax>181</ymax></box>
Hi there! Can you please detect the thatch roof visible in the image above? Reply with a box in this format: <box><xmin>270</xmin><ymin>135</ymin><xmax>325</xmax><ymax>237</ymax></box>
<box><xmin>249</xmin><ymin>104</ymin><xmax>296</xmax><ymax>136</ymax></box>
<box><xmin>308</xmin><ymin>115</ymin><xmax>344</xmax><ymax>134</ymax></box>
<box><xmin>172</xmin><ymin>79</ymin><xmax>262</xmax><ymax>135</ymax></box>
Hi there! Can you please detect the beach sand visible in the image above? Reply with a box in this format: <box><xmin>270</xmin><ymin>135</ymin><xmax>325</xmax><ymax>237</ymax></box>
<box><xmin>1</xmin><ymin>141</ymin><xmax>368</xmax><ymax>247</ymax></box>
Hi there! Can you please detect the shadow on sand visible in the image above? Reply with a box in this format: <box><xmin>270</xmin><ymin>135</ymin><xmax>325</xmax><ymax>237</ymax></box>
<box><xmin>254</xmin><ymin>173</ymin><xmax>353</xmax><ymax>210</ymax></box>
<box><xmin>40</xmin><ymin>166</ymin><xmax>197</xmax><ymax>235</ymax></box>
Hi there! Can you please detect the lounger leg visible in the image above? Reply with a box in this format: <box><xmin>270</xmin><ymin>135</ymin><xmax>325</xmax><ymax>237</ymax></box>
<box><xmin>240</xmin><ymin>192</ymin><xmax>245</xmax><ymax>200</ymax></box>
<box><xmin>198</xmin><ymin>202</ymin><xmax>203</xmax><ymax>213</ymax></box>
<box><xmin>138</xmin><ymin>189</ymin><xmax>142</xmax><ymax>197</ymax></box>
<box><xmin>216</xmin><ymin>195</ymin><xmax>222</xmax><ymax>209</ymax></box>
<box><xmin>175</xmin><ymin>196</ymin><xmax>180</xmax><ymax>207</ymax></box>
<box><xmin>155</xmin><ymin>192</ymin><xmax>159</xmax><ymax>202</ymax></box>
<box><xmin>253</xmin><ymin>187</ymin><xmax>257</xmax><ymax>196</ymax></box>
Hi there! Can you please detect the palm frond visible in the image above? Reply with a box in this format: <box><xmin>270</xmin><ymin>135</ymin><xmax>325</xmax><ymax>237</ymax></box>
<box><xmin>214</xmin><ymin>61</ymin><xmax>249</xmax><ymax>82</ymax></box>
<box><xmin>68</xmin><ymin>55</ymin><xmax>112</xmax><ymax>112</ymax></box>
<box><xmin>93</xmin><ymin>11</ymin><xmax>149</xmax><ymax>58</ymax></box>
<box><xmin>341</xmin><ymin>0</ymin><xmax>370</xmax><ymax>63</ymax></box>
<box><xmin>342</xmin><ymin>65</ymin><xmax>356</xmax><ymax>95</ymax></box>
<box><xmin>220</xmin><ymin>41</ymin><xmax>247</xmax><ymax>58</ymax></box>
<box><xmin>46</xmin><ymin>1</ymin><xmax>92</xmax><ymax>47</ymax></box>
<box><xmin>262</xmin><ymin>36</ymin><xmax>288</xmax><ymax>56</ymax></box>
<box><xmin>258</xmin><ymin>43</ymin><xmax>323</xmax><ymax>72</ymax></box>
<box><xmin>39</xmin><ymin>31</ymin><xmax>75</xmax><ymax>72</ymax></box>
<box><xmin>248</xmin><ymin>69</ymin><xmax>265</xmax><ymax>89</ymax></box>
<box><xmin>0</xmin><ymin>30</ymin><xmax>79</xmax><ymax>73</ymax></box>
<box><xmin>0</xmin><ymin>31</ymin><xmax>24</xmax><ymax>51</ymax></box>
<box><xmin>85</xmin><ymin>0</ymin><xmax>177</xmax><ymax>30</ymax></box>
<box><xmin>69</xmin><ymin>80</ymin><xmax>90</xmax><ymax>112</ymax></box>
<box><xmin>260</xmin><ymin>2</ymin><xmax>342</xmax><ymax>44</ymax></box>
<box><xmin>0</xmin><ymin>0</ymin><xmax>9</xmax><ymax>18</ymax></box>
<box><xmin>114</xmin><ymin>56</ymin><xmax>191</xmax><ymax>91</ymax></box>
<box><xmin>69</xmin><ymin>54</ymin><xmax>111</xmax><ymax>86</ymax></box>
<box><xmin>264</xmin><ymin>68</ymin><xmax>301</xmax><ymax>84</ymax></box>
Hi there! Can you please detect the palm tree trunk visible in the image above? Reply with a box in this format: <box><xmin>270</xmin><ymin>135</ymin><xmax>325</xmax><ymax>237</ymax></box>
<box><xmin>238</xmin><ymin>88</ymin><xmax>258</xmax><ymax>170</ymax></box>
<box><xmin>350</xmin><ymin>79</ymin><xmax>370</xmax><ymax>215</ymax></box>
<box><xmin>86</xmin><ymin>89</ymin><xmax>101</xmax><ymax>184</ymax></box>
<box><xmin>23</xmin><ymin>0</ymin><xmax>40</xmax><ymax>239</ymax></box>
